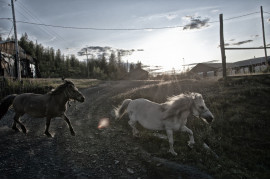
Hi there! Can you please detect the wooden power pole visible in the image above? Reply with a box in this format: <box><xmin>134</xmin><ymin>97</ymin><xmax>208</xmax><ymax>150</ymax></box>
<box><xmin>85</xmin><ymin>48</ymin><xmax>89</xmax><ymax>78</ymax></box>
<box><xmin>11</xmin><ymin>0</ymin><xmax>21</xmax><ymax>80</ymax></box>
<box><xmin>219</xmin><ymin>14</ymin><xmax>226</xmax><ymax>78</ymax></box>
<box><xmin>261</xmin><ymin>6</ymin><xmax>268</xmax><ymax>66</ymax></box>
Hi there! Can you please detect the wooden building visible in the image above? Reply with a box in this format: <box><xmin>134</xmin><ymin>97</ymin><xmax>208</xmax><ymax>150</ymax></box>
<box><xmin>0</xmin><ymin>40</ymin><xmax>39</xmax><ymax>78</ymax></box>
<box><xmin>189</xmin><ymin>56</ymin><xmax>270</xmax><ymax>78</ymax></box>
<box><xmin>128</xmin><ymin>68</ymin><xmax>149</xmax><ymax>80</ymax></box>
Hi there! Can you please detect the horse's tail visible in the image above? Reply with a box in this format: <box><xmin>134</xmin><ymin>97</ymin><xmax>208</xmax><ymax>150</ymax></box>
<box><xmin>0</xmin><ymin>94</ymin><xmax>17</xmax><ymax>120</ymax></box>
<box><xmin>114</xmin><ymin>99</ymin><xmax>132</xmax><ymax>119</ymax></box>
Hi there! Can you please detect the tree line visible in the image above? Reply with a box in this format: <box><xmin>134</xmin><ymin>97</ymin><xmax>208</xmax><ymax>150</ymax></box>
<box><xmin>1</xmin><ymin>33</ymin><xmax>142</xmax><ymax>80</ymax></box>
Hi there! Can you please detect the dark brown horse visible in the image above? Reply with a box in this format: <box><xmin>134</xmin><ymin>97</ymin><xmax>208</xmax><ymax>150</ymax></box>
<box><xmin>0</xmin><ymin>80</ymin><xmax>85</xmax><ymax>137</ymax></box>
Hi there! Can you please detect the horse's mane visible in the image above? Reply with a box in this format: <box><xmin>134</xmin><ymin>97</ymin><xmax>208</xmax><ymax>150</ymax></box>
<box><xmin>48</xmin><ymin>80</ymin><xmax>74</xmax><ymax>95</ymax></box>
<box><xmin>162</xmin><ymin>92</ymin><xmax>201</xmax><ymax>119</ymax></box>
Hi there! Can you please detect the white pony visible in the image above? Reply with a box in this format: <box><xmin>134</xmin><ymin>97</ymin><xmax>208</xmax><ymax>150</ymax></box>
<box><xmin>114</xmin><ymin>92</ymin><xmax>214</xmax><ymax>155</ymax></box>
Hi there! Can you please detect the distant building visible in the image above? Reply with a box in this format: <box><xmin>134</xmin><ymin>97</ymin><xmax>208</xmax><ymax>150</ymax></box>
<box><xmin>128</xmin><ymin>68</ymin><xmax>149</xmax><ymax>80</ymax></box>
<box><xmin>189</xmin><ymin>56</ymin><xmax>270</xmax><ymax>78</ymax></box>
<box><xmin>0</xmin><ymin>40</ymin><xmax>40</xmax><ymax>78</ymax></box>
<box><xmin>0</xmin><ymin>52</ymin><xmax>15</xmax><ymax>77</ymax></box>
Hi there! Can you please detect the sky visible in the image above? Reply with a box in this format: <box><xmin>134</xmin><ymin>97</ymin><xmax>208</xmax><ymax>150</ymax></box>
<box><xmin>0</xmin><ymin>0</ymin><xmax>270</xmax><ymax>73</ymax></box>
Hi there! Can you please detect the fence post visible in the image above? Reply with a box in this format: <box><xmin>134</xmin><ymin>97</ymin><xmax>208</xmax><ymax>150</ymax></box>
<box><xmin>219</xmin><ymin>14</ymin><xmax>227</xmax><ymax>79</ymax></box>
<box><xmin>260</xmin><ymin>6</ymin><xmax>268</xmax><ymax>67</ymax></box>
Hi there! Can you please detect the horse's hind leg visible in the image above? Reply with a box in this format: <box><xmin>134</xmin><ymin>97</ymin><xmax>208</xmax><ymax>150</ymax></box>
<box><xmin>128</xmin><ymin>120</ymin><xmax>139</xmax><ymax>137</ymax></box>
<box><xmin>45</xmin><ymin>117</ymin><xmax>52</xmax><ymax>137</ymax></box>
<box><xmin>14</xmin><ymin>113</ymin><xmax>27</xmax><ymax>134</ymax></box>
<box><xmin>61</xmin><ymin>114</ymin><xmax>75</xmax><ymax>136</ymax></box>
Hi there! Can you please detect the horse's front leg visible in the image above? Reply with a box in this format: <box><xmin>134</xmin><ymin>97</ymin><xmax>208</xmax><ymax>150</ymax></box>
<box><xmin>128</xmin><ymin>120</ymin><xmax>140</xmax><ymax>137</ymax></box>
<box><xmin>166</xmin><ymin>129</ymin><xmax>177</xmax><ymax>156</ymax></box>
<box><xmin>61</xmin><ymin>114</ymin><xmax>75</xmax><ymax>136</ymax></box>
<box><xmin>45</xmin><ymin>117</ymin><xmax>52</xmax><ymax>137</ymax></box>
<box><xmin>12</xmin><ymin>121</ymin><xmax>19</xmax><ymax>132</ymax></box>
<box><xmin>180</xmin><ymin>126</ymin><xmax>195</xmax><ymax>148</ymax></box>
<box><xmin>14</xmin><ymin>113</ymin><xmax>26</xmax><ymax>133</ymax></box>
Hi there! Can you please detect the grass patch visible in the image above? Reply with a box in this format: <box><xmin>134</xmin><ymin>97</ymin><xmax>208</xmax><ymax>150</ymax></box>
<box><xmin>0</xmin><ymin>78</ymin><xmax>100</xmax><ymax>99</ymax></box>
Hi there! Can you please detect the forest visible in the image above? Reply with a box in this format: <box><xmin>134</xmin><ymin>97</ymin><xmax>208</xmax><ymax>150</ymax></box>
<box><xmin>1</xmin><ymin>33</ymin><xmax>141</xmax><ymax>80</ymax></box>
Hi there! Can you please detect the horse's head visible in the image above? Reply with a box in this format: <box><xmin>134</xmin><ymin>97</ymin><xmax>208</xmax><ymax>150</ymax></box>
<box><xmin>191</xmin><ymin>93</ymin><xmax>214</xmax><ymax>123</ymax></box>
<box><xmin>64</xmin><ymin>81</ymin><xmax>85</xmax><ymax>102</ymax></box>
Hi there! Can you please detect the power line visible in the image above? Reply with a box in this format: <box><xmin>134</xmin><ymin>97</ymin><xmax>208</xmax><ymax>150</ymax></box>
<box><xmin>16</xmin><ymin>20</ymin><xmax>185</xmax><ymax>30</ymax></box>
<box><xmin>0</xmin><ymin>11</ymin><xmax>262</xmax><ymax>31</ymax></box>
<box><xmin>15</xmin><ymin>1</ymin><xmax>66</xmax><ymax>42</ymax></box>
<box><xmin>0</xmin><ymin>0</ymin><xmax>8</xmax><ymax>4</ymax></box>
<box><xmin>224</xmin><ymin>11</ymin><xmax>260</xmax><ymax>21</ymax></box>
<box><xmin>7</xmin><ymin>24</ymin><xmax>13</xmax><ymax>39</ymax></box>
<box><xmin>15</xmin><ymin>1</ymin><xmax>55</xmax><ymax>39</ymax></box>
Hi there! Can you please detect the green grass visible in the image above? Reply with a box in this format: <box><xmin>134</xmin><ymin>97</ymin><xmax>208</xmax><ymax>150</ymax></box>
<box><xmin>112</xmin><ymin>76</ymin><xmax>270</xmax><ymax>178</ymax></box>
<box><xmin>0</xmin><ymin>78</ymin><xmax>100</xmax><ymax>99</ymax></box>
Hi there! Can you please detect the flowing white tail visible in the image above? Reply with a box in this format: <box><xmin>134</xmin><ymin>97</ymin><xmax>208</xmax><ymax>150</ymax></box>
<box><xmin>114</xmin><ymin>99</ymin><xmax>132</xmax><ymax>119</ymax></box>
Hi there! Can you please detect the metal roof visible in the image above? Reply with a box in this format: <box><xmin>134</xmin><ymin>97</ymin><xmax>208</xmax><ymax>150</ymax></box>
<box><xmin>190</xmin><ymin>56</ymin><xmax>270</xmax><ymax>73</ymax></box>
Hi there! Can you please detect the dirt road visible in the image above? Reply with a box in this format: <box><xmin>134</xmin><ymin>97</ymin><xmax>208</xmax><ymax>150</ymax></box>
<box><xmin>0</xmin><ymin>81</ymin><xmax>211</xmax><ymax>178</ymax></box>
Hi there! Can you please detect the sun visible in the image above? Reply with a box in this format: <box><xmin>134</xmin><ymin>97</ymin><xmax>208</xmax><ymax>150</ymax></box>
<box><xmin>128</xmin><ymin>29</ymin><xmax>198</xmax><ymax>72</ymax></box>
<box><xmin>127</xmin><ymin>27</ymin><xmax>220</xmax><ymax>73</ymax></box>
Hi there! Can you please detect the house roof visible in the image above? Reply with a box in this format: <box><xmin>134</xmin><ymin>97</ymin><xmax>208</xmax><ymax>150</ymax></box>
<box><xmin>0</xmin><ymin>40</ymin><xmax>15</xmax><ymax>44</ymax></box>
<box><xmin>190</xmin><ymin>63</ymin><xmax>234</xmax><ymax>73</ymax></box>
<box><xmin>0</xmin><ymin>40</ymin><xmax>35</xmax><ymax>63</ymax></box>
<box><xmin>129</xmin><ymin>68</ymin><xmax>149</xmax><ymax>80</ymax></box>
<box><xmin>190</xmin><ymin>56</ymin><xmax>270</xmax><ymax>73</ymax></box>
<box><xmin>232</xmin><ymin>56</ymin><xmax>270</xmax><ymax>67</ymax></box>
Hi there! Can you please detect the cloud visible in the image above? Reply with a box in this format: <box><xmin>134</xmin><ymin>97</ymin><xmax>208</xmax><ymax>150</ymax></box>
<box><xmin>250</xmin><ymin>34</ymin><xmax>259</xmax><ymax>38</ymax></box>
<box><xmin>218</xmin><ymin>39</ymin><xmax>254</xmax><ymax>48</ymax></box>
<box><xmin>166</xmin><ymin>14</ymin><xmax>178</xmax><ymax>20</ymax></box>
<box><xmin>211</xmin><ymin>9</ymin><xmax>219</xmax><ymax>13</ymax></box>
<box><xmin>0</xmin><ymin>26</ymin><xmax>10</xmax><ymax>38</ymax></box>
<box><xmin>41</xmin><ymin>36</ymin><xmax>56</xmax><ymax>43</ymax></box>
<box><xmin>140</xmin><ymin>12</ymin><xmax>178</xmax><ymax>21</ymax></box>
<box><xmin>183</xmin><ymin>16</ymin><xmax>210</xmax><ymax>30</ymax></box>
<box><xmin>217</xmin><ymin>43</ymin><xmax>230</xmax><ymax>48</ymax></box>
<box><xmin>232</xmin><ymin>40</ymin><xmax>253</xmax><ymax>46</ymax></box>
<box><xmin>78</xmin><ymin>46</ymin><xmax>136</xmax><ymax>59</ymax></box>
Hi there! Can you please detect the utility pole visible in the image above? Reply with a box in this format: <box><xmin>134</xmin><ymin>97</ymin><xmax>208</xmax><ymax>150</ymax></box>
<box><xmin>260</xmin><ymin>6</ymin><xmax>268</xmax><ymax>66</ymax></box>
<box><xmin>219</xmin><ymin>14</ymin><xmax>226</xmax><ymax>79</ymax></box>
<box><xmin>182</xmin><ymin>58</ymin><xmax>185</xmax><ymax>72</ymax></box>
<box><xmin>85</xmin><ymin>48</ymin><xmax>89</xmax><ymax>78</ymax></box>
<box><xmin>11</xmin><ymin>0</ymin><xmax>21</xmax><ymax>80</ymax></box>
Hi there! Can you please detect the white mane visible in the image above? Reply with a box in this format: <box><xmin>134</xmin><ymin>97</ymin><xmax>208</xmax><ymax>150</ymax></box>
<box><xmin>162</xmin><ymin>93</ymin><xmax>202</xmax><ymax>120</ymax></box>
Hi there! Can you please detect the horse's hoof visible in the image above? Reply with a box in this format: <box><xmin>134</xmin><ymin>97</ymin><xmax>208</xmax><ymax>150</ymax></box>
<box><xmin>71</xmin><ymin>131</ymin><xmax>76</xmax><ymax>136</ymax></box>
<box><xmin>188</xmin><ymin>141</ymin><xmax>195</xmax><ymax>149</ymax></box>
<box><xmin>12</xmin><ymin>127</ymin><xmax>20</xmax><ymax>132</ymax></box>
<box><xmin>45</xmin><ymin>132</ymin><xmax>52</xmax><ymax>138</ymax></box>
<box><xmin>21</xmin><ymin>127</ymin><xmax>27</xmax><ymax>134</ymax></box>
<box><xmin>133</xmin><ymin>132</ymin><xmax>140</xmax><ymax>137</ymax></box>
<box><xmin>168</xmin><ymin>149</ymin><xmax>178</xmax><ymax>156</ymax></box>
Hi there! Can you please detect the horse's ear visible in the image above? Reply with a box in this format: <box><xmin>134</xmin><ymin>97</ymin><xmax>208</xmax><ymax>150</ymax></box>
<box><xmin>191</xmin><ymin>93</ymin><xmax>196</xmax><ymax>100</ymax></box>
<box><xmin>64</xmin><ymin>80</ymin><xmax>75</xmax><ymax>87</ymax></box>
